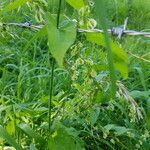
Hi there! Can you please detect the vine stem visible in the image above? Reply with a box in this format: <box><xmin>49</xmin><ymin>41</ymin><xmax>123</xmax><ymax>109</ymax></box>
<box><xmin>48</xmin><ymin>58</ymin><xmax>55</xmax><ymax>131</ymax></box>
<box><xmin>95</xmin><ymin>0</ymin><xmax>116</xmax><ymax>98</ymax></box>
<box><xmin>57</xmin><ymin>0</ymin><xmax>62</xmax><ymax>29</ymax></box>
<box><xmin>48</xmin><ymin>0</ymin><xmax>62</xmax><ymax>132</ymax></box>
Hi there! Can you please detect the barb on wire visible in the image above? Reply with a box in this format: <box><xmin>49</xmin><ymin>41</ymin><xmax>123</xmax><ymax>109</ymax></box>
<box><xmin>111</xmin><ymin>18</ymin><xmax>128</xmax><ymax>39</ymax></box>
<box><xmin>111</xmin><ymin>17</ymin><xmax>129</xmax><ymax>39</ymax></box>
<box><xmin>123</xmin><ymin>17</ymin><xmax>128</xmax><ymax>30</ymax></box>
<box><xmin>1</xmin><ymin>21</ymin><xmax>150</xmax><ymax>38</ymax></box>
<box><xmin>3</xmin><ymin>22</ymin><xmax>44</xmax><ymax>30</ymax></box>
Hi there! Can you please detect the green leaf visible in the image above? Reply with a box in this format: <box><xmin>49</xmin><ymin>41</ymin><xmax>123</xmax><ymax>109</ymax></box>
<box><xmin>18</xmin><ymin>123</ymin><xmax>46</xmax><ymax>144</ymax></box>
<box><xmin>65</xmin><ymin>0</ymin><xmax>85</xmax><ymax>10</ymax></box>
<box><xmin>114</xmin><ymin>61</ymin><xmax>128</xmax><ymax>79</ymax></box>
<box><xmin>88</xmin><ymin>107</ymin><xmax>100</xmax><ymax>125</ymax></box>
<box><xmin>104</xmin><ymin>124</ymin><xmax>131</xmax><ymax>136</ymax></box>
<box><xmin>46</xmin><ymin>14</ymin><xmax>76</xmax><ymax>67</ymax></box>
<box><xmin>48</xmin><ymin>125</ymin><xmax>85</xmax><ymax>150</ymax></box>
<box><xmin>0</xmin><ymin>0</ymin><xmax>30</xmax><ymax>15</ymax></box>
<box><xmin>95</xmin><ymin>0</ymin><xmax>116</xmax><ymax>98</ymax></box>
<box><xmin>86</xmin><ymin>33</ymin><xmax>129</xmax><ymax>79</ymax></box>
<box><xmin>86</xmin><ymin>33</ymin><xmax>128</xmax><ymax>62</ymax></box>
<box><xmin>6</xmin><ymin>120</ymin><xmax>15</xmax><ymax>135</ymax></box>
<box><xmin>134</xmin><ymin>67</ymin><xmax>147</xmax><ymax>90</ymax></box>
<box><xmin>0</xmin><ymin>125</ymin><xmax>22</xmax><ymax>150</ymax></box>
<box><xmin>23</xmin><ymin>26</ymin><xmax>47</xmax><ymax>53</ymax></box>
<box><xmin>30</xmin><ymin>143</ymin><xmax>38</xmax><ymax>150</ymax></box>
<box><xmin>130</xmin><ymin>90</ymin><xmax>150</xmax><ymax>99</ymax></box>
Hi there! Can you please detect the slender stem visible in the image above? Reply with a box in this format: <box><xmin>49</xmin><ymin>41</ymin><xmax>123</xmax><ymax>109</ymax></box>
<box><xmin>57</xmin><ymin>0</ymin><xmax>62</xmax><ymax>29</ymax></box>
<box><xmin>48</xmin><ymin>0</ymin><xmax>62</xmax><ymax>132</ymax></box>
<box><xmin>104</xmin><ymin>31</ymin><xmax>116</xmax><ymax>98</ymax></box>
<box><xmin>12</xmin><ymin>105</ymin><xmax>17</xmax><ymax>137</ymax></box>
<box><xmin>48</xmin><ymin>58</ymin><xmax>55</xmax><ymax>131</ymax></box>
<box><xmin>95</xmin><ymin>0</ymin><xmax>116</xmax><ymax>98</ymax></box>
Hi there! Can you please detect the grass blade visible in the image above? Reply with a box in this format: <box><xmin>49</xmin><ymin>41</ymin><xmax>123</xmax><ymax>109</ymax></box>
<box><xmin>0</xmin><ymin>0</ymin><xmax>30</xmax><ymax>15</ymax></box>
<box><xmin>95</xmin><ymin>0</ymin><xmax>116</xmax><ymax>98</ymax></box>
<box><xmin>0</xmin><ymin>125</ymin><xmax>22</xmax><ymax>150</ymax></box>
<box><xmin>18</xmin><ymin>123</ymin><xmax>46</xmax><ymax>144</ymax></box>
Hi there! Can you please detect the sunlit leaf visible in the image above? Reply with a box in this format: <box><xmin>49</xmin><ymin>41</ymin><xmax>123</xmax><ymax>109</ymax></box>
<box><xmin>86</xmin><ymin>33</ymin><xmax>129</xmax><ymax>78</ymax></box>
<box><xmin>114</xmin><ymin>61</ymin><xmax>128</xmax><ymax>79</ymax></box>
<box><xmin>6</xmin><ymin>120</ymin><xmax>15</xmax><ymax>135</ymax></box>
<box><xmin>65</xmin><ymin>0</ymin><xmax>85</xmax><ymax>10</ymax></box>
<box><xmin>0</xmin><ymin>125</ymin><xmax>22</xmax><ymax>150</ymax></box>
<box><xmin>46</xmin><ymin>14</ymin><xmax>76</xmax><ymax>67</ymax></box>
<box><xmin>86</xmin><ymin>33</ymin><xmax>128</xmax><ymax>62</ymax></box>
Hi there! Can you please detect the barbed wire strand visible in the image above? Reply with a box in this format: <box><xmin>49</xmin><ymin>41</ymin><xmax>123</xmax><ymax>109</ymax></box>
<box><xmin>2</xmin><ymin>22</ymin><xmax>150</xmax><ymax>38</ymax></box>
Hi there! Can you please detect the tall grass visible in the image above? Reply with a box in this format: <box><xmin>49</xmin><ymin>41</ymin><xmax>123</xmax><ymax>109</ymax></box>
<box><xmin>0</xmin><ymin>0</ymin><xmax>150</xmax><ymax>149</ymax></box>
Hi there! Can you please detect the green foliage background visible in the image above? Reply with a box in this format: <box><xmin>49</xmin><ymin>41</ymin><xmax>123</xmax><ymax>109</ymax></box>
<box><xmin>0</xmin><ymin>0</ymin><xmax>150</xmax><ymax>149</ymax></box>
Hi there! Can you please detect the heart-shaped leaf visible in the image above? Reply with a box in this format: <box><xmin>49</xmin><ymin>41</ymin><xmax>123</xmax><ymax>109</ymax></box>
<box><xmin>86</xmin><ymin>32</ymin><xmax>129</xmax><ymax>79</ymax></box>
<box><xmin>46</xmin><ymin>14</ymin><xmax>76</xmax><ymax>67</ymax></box>
<box><xmin>66</xmin><ymin>0</ymin><xmax>85</xmax><ymax>10</ymax></box>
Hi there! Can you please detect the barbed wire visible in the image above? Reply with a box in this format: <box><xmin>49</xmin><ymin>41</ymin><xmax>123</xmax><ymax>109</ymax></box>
<box><xmin>2</xmin><ymin>22</ymin><xmax>150</xmax><ymax>38</ymax></box>
<box><xmin>1</xmin><ymin>21</ymin><xmax>150</xmax><ymax>63</ymax></box>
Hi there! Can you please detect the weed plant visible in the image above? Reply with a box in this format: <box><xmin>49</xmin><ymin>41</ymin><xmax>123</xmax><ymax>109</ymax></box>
<box><xmin>0</xmin><ymin>0</ymin><xmax>150</xmax><ymax>149</ymax></box>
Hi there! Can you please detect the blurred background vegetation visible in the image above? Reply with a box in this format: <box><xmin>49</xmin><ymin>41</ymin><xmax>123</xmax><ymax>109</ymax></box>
<box><xmin>0</xmin><ymin>0</ymin><xmax>150</xmax><ymax>149</ymax></box>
